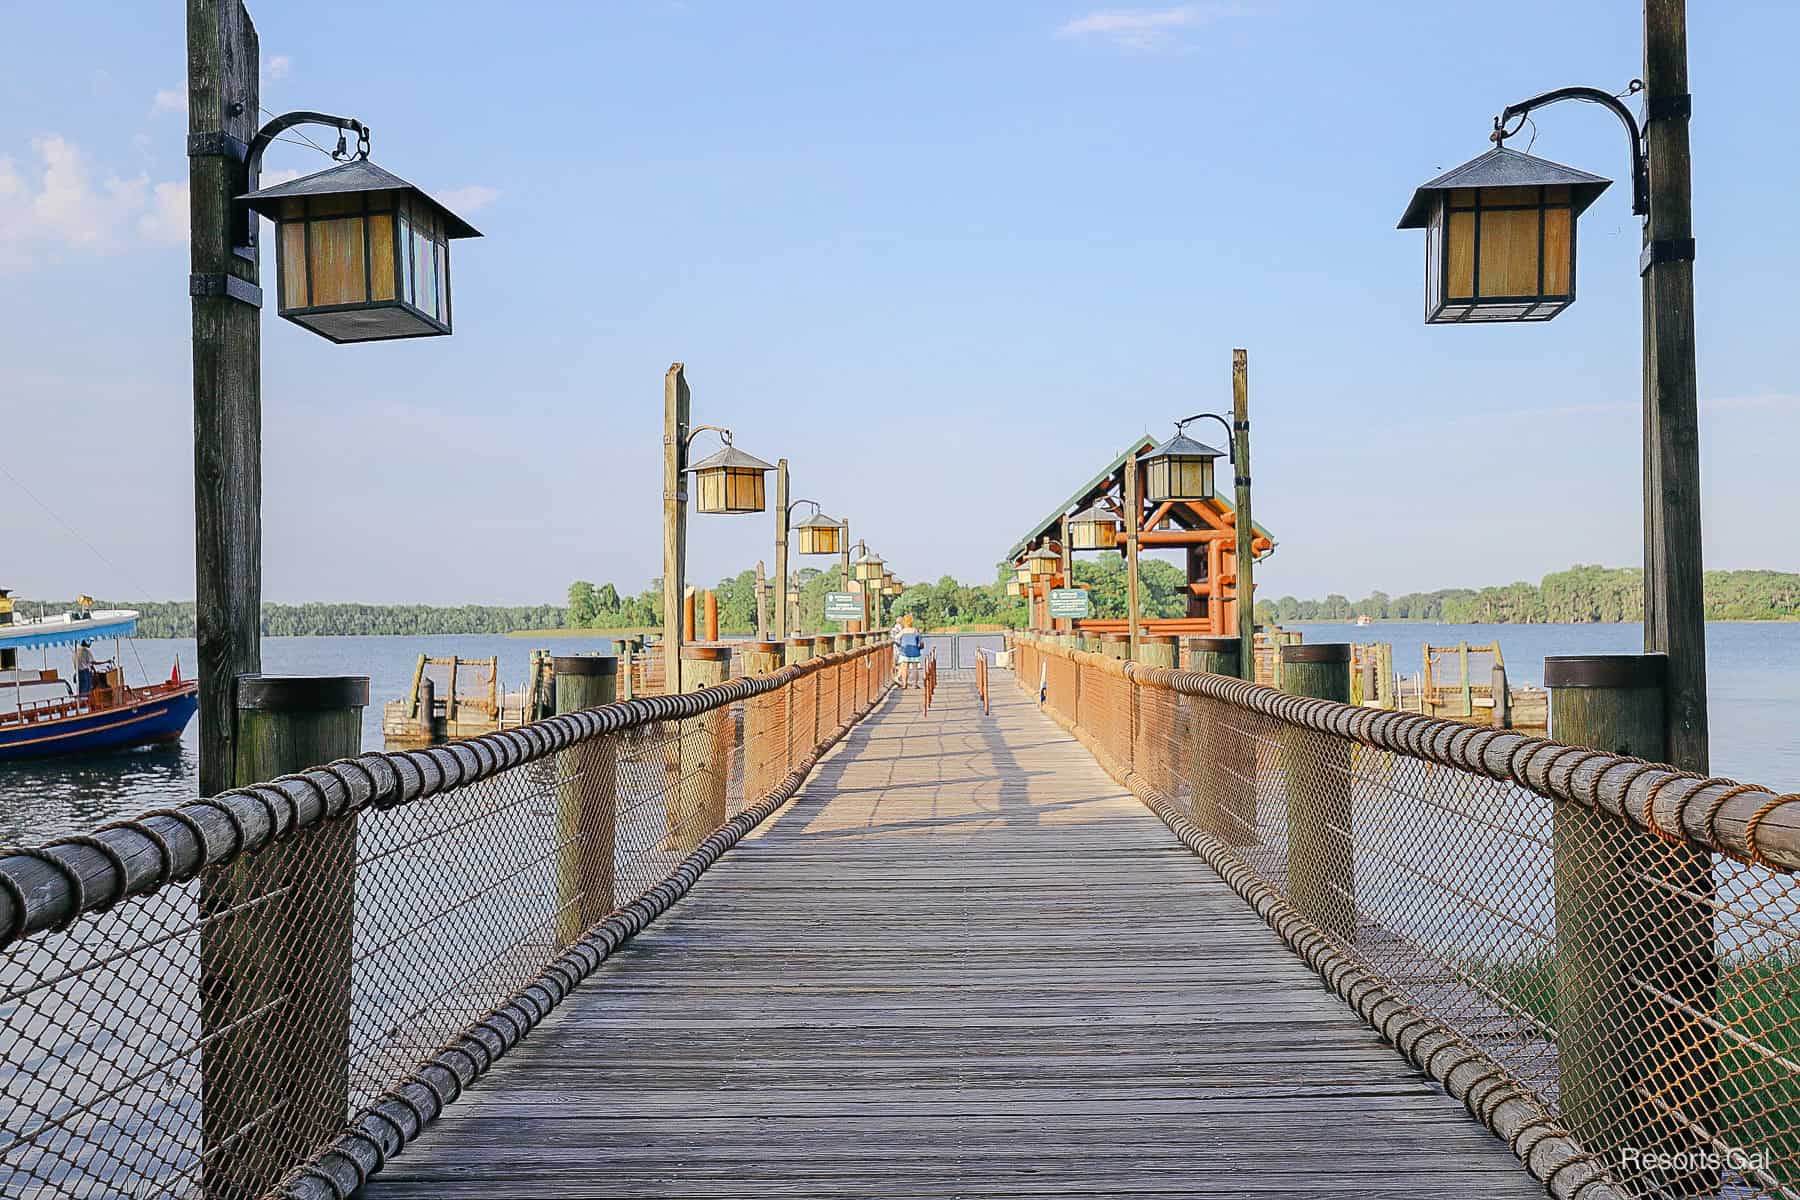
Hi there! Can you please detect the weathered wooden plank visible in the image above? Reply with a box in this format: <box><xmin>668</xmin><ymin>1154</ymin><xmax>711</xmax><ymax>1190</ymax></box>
<box><xmin>363</xmin><ymin>679</ymin><xmax>1542</xmax><ymax>1200</ymax></box>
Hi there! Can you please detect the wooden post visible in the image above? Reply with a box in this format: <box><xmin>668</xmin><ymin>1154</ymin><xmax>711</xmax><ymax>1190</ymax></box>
<box><xmin>1642</xmin><ymin>0</ymin><xmax>1708</xmax><ymax>777</ymax></box>
<box><xmin>189</xmin><ymin>0</ymin><xmax>262</xmax><ymax>798</ymax></box>
<box><xmin>619</xmin><ymin>637</ymin><xmax>636</xmax><ymax>700</ymax></box>
<box><xmin>773</xmin><ymin>459</ymin><xmax>790</xmax><ymax>641</ymax></box>
<box><xmin>662</xmin><ymin>363</ymin><xmax>690</xmax><ymax>695</ymax></box>
<box><xmin>1185</xmin><ymin>636</ymin><xmax>1255</xmax><ymax>845</ymax></box>
<box><xmin>553</xmin><ymin>655</ymin><xmax>617</xmax><ymax>946</ymax></box>
<box><xmin>704</xmin><ymin>589</ymin><xmax>719</xmax><ymax>642</ymax></box>
<box><xmin>683</xmin><ymin>588</ymin><xmax>696</xmax><ymax>643</ymax></box>
<box><xmin>1134</xmin><ymin>636</ymin><xmax>1175</xmax><ymax>668</ymax></box>
<box><xmin>741</xmin><ymin>641</ymin><xmax>785</xmax><ymax>802</ymax></box>
<box><xmin>1492</xmin><ymin>661</ymin><xmax>1512</xmax><ymax>729</ymax></box>
<box><xmin>754</xmin><ymin>560</ymin><xmax>768</xmax><ymax>641</ymax></box>
<box><xmin>202</xmin><ymin>674</ymin><xmax>366</xmax><ymax>1200</ymax></box>
<box><xmin>838</xmin><ymin>522</ymin><xmax>852</xmax><ymax>632</ymax></box>
<box><xmin>1459</xmin><ymin>641</ymin><xmax>1473</xmax><ymax>717</ymax></box>
<box><xmin>1545</xmin><ymin>654</ymin><xmax>1716</xmax><ymax>1193</ymax></box>
<box><xmin>1124</xmin><ymin>455</ymin><xmax>1141</xmax><ymax>659</ymax></box>
<box><xmin>415</xmin><ymin>674</ymin><xmax>436</xmax><ymax>743</ymax></box>
<box><xmin>674</xmin><ymin>645</ymin><xmax>731</xmax><ymax>852</ymax></box>
<box><xmin>1279</xmin><ymin>644</ymin><xmax>1353</xmax><ymax>942</ymax></box>
<box><xmin>1232</xmin><ymin>349</ymin><xmax>1256</xmax><ymax>680</ymax></box>
<box><xmin>1099</xmin><ymin>633</ymin><xmax>1129</xmax><ymax>661</ymax></box>
<box><xmin>1059</xmin><ymin>514</ymin><xmax>1073</xmax><ymax>634</ymax></box>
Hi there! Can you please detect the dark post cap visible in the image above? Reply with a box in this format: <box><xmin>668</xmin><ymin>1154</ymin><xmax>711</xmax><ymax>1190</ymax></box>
<box><xmin>743</xmin><ymin>641</ymin><xmax>784</xmax><ymax>654</ymax></box>
<box><xmin>682</xmin><ymin>644</ymin><xmax>732</xmax><ymax>662</ymax></box>
<box><xmin>237</xmin><ymin>674</ymin><xmax>370</xmax><ymax>712</ymax></box>
<box><xmin>1101</xmin><ymin>632</ymin><xmax>1131</xmax><ymax>643</ymax></box>
<box><xmin>1183</xmin><ymin>636</ymin><xmax>1240</xmax><ymax>653</ymax></box>
<box><xmin>1544</xmin><ymin>653</ymin><xmax>1669</xmax><ymax>689</ymax></box>
<box><xmin>552</xmin><ymin>655</ymin><xmax>618</xmax><ymax>676</ymax></box>
<box><xmin>1143</xmin><ymin>634</ymin><xmax>1177</xmax><ymax>645</ymax></box>
<box><xmin>1282</xmin><ymin>643</ymin><xmax>1350</xmax><ymax>664</ymax></box>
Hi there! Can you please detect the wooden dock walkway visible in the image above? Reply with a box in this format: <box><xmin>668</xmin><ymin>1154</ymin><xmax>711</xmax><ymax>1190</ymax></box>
<box><xmin>364</xmin><ymin>675</ymin><xmax>1542</xmax><ymax>1199</ymax></box>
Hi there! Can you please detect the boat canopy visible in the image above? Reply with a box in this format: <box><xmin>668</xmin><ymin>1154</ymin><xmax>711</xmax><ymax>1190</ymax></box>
<box><xmin>0</xmin><ymin>611</ymin><xmax>139</xmax><ymax>653</ymax></box>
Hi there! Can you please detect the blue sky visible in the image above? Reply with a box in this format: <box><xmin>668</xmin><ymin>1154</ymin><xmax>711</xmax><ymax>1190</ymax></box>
<box><xmin>0</xmin><ymin>1</ymin><xmax>1794</xmax><ymax>606</ymax></box>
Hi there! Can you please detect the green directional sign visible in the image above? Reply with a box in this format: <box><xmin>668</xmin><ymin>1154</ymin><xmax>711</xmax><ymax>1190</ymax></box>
<box><xmin>824</xmin><ymin>592</ymin><xmax>864</xmax><ymax>622</ymax></box>
<box><xmin>1048</xmin><ymin>588</ymin><xmax>1091</xmax><ymax>619</ymax></box>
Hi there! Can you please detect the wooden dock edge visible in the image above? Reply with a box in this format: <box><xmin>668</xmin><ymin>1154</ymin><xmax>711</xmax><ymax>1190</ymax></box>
<box><xmin>1027</xmin><ymin>690</ymin><xmax>1624</xmax><ymax>1200</ymax></box>
<box><xmin>274</xmin><ymin>672</ymin><xmax>896</xmax><ymax>1200</ymax></box>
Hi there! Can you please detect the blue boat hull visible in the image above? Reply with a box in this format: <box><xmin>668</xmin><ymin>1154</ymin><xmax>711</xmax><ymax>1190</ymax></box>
<box><xmin>0</xmin><ymin>689</ymin><xmax>198</xmax><ymax>761</ymax></box>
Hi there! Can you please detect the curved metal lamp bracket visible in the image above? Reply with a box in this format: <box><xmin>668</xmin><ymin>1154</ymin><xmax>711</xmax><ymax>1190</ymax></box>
<box><xmin>1492</xmin><ymin>82</ymin><xmax>1649</xmax><ymax>216</ymax></box>
<box><xmin>683</xmin><ymin>424</ymin><xmax>734</xmax><ymax>452</ymax></box>
<box><xmin>1173</xmin><ymin>412</ymin><xmax>1237</xmax><ymax>463</ymax></box>
<box><xmin>233</xmin><ymin>110</ymin><xmax>370</xmax><ymax>257</ymax></box>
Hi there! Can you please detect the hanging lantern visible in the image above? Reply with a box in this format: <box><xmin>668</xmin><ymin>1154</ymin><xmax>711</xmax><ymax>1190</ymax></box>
<box><xmin>1398</xmin><ymin>147</ymin><xmax>1609</xmax><ymax>324</ymax></box>
<box><xmin>1014</xmin><ymin>562</ymin><xmax>1032</xmax><ymax>585</ymax></box>
<box><xmin>1067</xmin><ymin>504</ymin><xmax>1120</xmax><ymax>551</ymax></box>
<box><xmin>1141</xmin><ymin>433</ymin><xmax>1222</xmax><ymax>504</ymax></box>
<box><xmin>1026</xmin><ymin>544</ymin><xmax>1060</xmax><ymax>579</ymax></box>
<box><xmin>239</xmin><ymin>158</ymin><xmax>482</xmax><ymax>343</ymax></box>
<box><xmin>883</xmin><ymin>578</ymin><xmax>902</xmax><ymax>597</ymax></box>
<box><xmin>688</xmin><ymin>443</ymin><xmax>774</xmax><ymax>514</ymax></box>
<box><xmin>794</xmin><ymin>512</ymin><xmax>844</xmax><ymax>555</ymax></box>
<box><xmin>853</xmin><ymin>552</ymin><xmax>885</xmax><ymax>582</ymax></box>
<box><xmin>1006</xmin><ymin>580</ymin><xmax>1024</xmax><ymax>598</ymax></box>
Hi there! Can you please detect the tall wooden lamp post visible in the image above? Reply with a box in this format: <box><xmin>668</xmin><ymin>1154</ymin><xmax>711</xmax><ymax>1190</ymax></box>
<box><xmin>1398</xmin><ymin>5</ymin><xmax>1705</xmax><ymax>773</ymax></box>
<box><xmin>188</xmin><ymin>0</ymin><xmax>481</xmax><ymax>794</ymax></box>
<box><xmin>1146</xmin><ymin>363</ymin><xmax>1257</xmax><ymax>680</ymax></box>
<box><xmin>659</xmin><ymin>362</ymin><xmax>773</xmax><ymax>692</ymax></box>
<box><xmin>776</xmin><ymin>486</ymin><xmax>843</xmax><ymax>640</ymax></box>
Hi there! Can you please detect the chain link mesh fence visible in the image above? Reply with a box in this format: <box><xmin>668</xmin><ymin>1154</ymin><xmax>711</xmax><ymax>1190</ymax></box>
<box><xmin>0</xmin><ymin>645</ymin><xmax>886</xmax><ymax>1200</ymax></box>
<box><xmin>1015</xmin><ymin>635</ymin><xmax>1800</xmax><ymax>1200</ymax></box>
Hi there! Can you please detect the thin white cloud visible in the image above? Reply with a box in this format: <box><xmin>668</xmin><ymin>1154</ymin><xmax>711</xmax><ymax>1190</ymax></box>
<box><xmin>266</xmin><ymin>55</ymin><xmax>292</xmax><ymax>82</ymax></box>
<box><xmin>435</xmin><ymin>184</ymin><xmax>500</xmax><ymax>214</ymax></box>
<box><xmin>150</xmin><ymin>86</ymin><xmax>186</xmax><ymax>117</ymax></box>
<box><xmin>137</xmin><ymin>180</ymin><xmax>187</xmax><ymax>244</ymax></box>
<box><xmin>1057</xmin><ymin>3</ymin><xmax>1242</xmax><ymax>50</ymax></box>
<box><xmin>0</xmin><ymin>136</ymin><xmax>187</xmax><ymax>270</ymax></box>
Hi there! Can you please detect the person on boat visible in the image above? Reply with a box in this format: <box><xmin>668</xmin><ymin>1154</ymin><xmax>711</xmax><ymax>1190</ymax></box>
<box><xmin>74</xmin><ymin>640</ymin><xmax>95</xmax><ymax>696</ymax></box>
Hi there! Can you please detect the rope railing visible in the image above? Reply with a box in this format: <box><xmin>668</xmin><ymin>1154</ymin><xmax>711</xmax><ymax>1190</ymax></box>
<box><xmin>1013</xmin><ymin>634</ymin><xmax>1800</xmax><ymax>1200</ymax></box>
<box><xmin>0</xmin><ymin>643</ymin><xmax>890</xmax><ymax>1200</ymax></box>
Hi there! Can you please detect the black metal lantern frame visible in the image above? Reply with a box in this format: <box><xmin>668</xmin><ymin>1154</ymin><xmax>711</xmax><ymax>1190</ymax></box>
<box><xmin>1066</xmin><ymin>503</ymin><xmax>1121</xmax><ymax>552</ymax></box>
<box><xmin>1142</xmin><ymin>414</ymin><xmax>1234</xmax><ymax>505</ymax></box>
<box><xmin>684</xmin><ymin>426</ymin><xmax>774</xmax><ymax>515</ymax></box>
<box><xmin>235</xmin><ymin>114</ymin><xmax>482</xmax><ymax>344</ymax></box>
<box><xmin>790</xmin><ymin>501</ymin><xmax>844</xmax><ymax>556</ymax></box>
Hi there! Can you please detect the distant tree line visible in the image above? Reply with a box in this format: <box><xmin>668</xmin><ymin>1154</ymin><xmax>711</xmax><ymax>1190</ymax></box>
<box><xmin>33</xmin><ymin>562</ymin><xmax>1782</xmax><ymax>640</ymax></box>
<box><xmin>1253</xmin><ymin>565</ymin><xmax>1800</xmax><ymax>625</ymax></box>
<box><xmin>16</xmin><ymin>599</ymin><xmax>569</xmax><ymax>639</ymax></box>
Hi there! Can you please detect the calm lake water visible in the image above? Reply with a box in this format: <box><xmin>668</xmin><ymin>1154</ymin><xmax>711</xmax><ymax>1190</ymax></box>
<box><xmin>1</xmin><ymin>623</ymin><xmax>1795</xmax><ymax>841</ymax></box>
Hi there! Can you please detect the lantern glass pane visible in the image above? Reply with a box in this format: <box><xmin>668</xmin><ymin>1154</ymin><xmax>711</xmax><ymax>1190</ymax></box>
<box><xmin>1446</xmin><ymin>209</ymin><xmax>1475</xmax><ymax>299</ymax></box>
<box><xmin>279</xmin><ymin>223</ymin><xmax>307</xmax><ymax>309</ymax></box>
<box><xmin>369</xmin><ymin>213</ymin><xmax>397</xmax><ymax>301</ymax></box>
<box><xmin>1477</xmin><ymin>207</ymin><xmax>1539</xmax><ymax>298</ymax></box>
<box><xmin>399</xmin><ymin>215</ymin><xmax>414</xmax><ymax>306</ymax></box>
<box><xmin>413</xmin><ymin>225</ymin><xmax>440</xmax><ymax>319</ymax></box>
<box><xmin>1543</xmin><ymin>206</ymin><xmax>1572</xmax><ymax>295</ymax></box>
<box><xmin>308</xmin><ymin>216</ymin><xmax>367</xmax><ymax>306</ymax></box>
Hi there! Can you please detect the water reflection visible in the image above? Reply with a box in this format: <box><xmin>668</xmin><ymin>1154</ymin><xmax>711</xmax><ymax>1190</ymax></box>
<box><xmin>0</xmin><ymin>742</ymin><xmax>195</xmax><ymax>841</ymax></box>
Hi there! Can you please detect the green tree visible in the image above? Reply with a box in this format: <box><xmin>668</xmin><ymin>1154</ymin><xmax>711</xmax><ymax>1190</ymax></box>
<box><xmin>567</xmin><ymin>581</ymin><xmax>598</xmax><ymax>629</ymax></box>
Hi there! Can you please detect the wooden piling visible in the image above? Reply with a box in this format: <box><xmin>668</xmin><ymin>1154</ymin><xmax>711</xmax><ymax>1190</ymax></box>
<box><xmin>202</xmin><ymin>675</ymin><xmax>367</xmax><ymax>1200</ymax></box>
<box><xmin>741</xmin><ymin>641</ymin><xmax>785</xmax><ymax>801</ymax></box>
<box><xmin>553</xmin><ymin>656</ymin><xmax>618</xmax><ymax>946</ymax></box>
<box><xmin>1184</xmin><ymin>637</ymin><xmax>1256</xmax><ymax>846</ymax></box>
<box><xmin>704</xmin><ymin>590</ymin><xmax>719</xmax><ymax>642</ymax></box>
<box><xmin>1546</xmin><ymin>653</ymin><xmax>1717</xmax><ymax>1193</ymax></box>
<box><xmin>1279</xmin><ymin>644</ymin><xmax>1353</xmax><ymax>942</ymax></box>
<box><xmin>674</xmin><ymin>645</ymin><xmax>732</xmax><ymax>852</ymax></box>
<box><xmin>1099</xmin><ymin>633</ymin><xmax>1129</xmax><ymax>661</ymax></box>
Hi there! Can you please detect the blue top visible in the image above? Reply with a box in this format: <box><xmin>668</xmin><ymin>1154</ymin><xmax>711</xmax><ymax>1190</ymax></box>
<box><xmin>0</xmin><ymin>612</ymin><xmax>138</xmax><ymax>653</ymax></box>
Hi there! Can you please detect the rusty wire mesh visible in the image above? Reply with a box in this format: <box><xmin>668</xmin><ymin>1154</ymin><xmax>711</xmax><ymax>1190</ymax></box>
<box><xmin>0</xmin><ymin>648</ymin><xmax>883</xmax><ymax>1200</ymax></box>
<box><xmin>1016</xmin><ymin>635</ymin><xmax>1800</xmax><ymax>1200</ymax></box>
